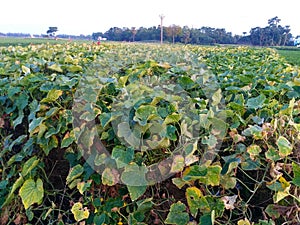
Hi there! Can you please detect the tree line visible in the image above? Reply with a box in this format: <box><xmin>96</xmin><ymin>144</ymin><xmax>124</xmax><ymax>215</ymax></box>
<box><xmin>92</xmin><ymin>16</ymin><xmax>295</xmax><ymax>46</ymax></box>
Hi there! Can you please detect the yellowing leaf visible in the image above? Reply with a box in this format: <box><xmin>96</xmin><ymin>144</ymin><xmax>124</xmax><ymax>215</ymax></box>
<box><xmin>21</xmin><ymin>65</ymin><xmax>30</xmax><ymax>75</ymax></box>
<box><xmin>170</xmin><ymin>155</ymin><xmax>185</xmax><ymax>173</ymax></box>
<box><xmin>48</xmin><ymin>63</ymin><xmax>63</xmax><ymax>73</ymax></box>
<box><xmin>71</xmin><ymin>202</ymin><xmax>89</xmax><ymax>222</ymax></box>
<box><xmin>237</xmin><ymin>218</ymin><xmax>253</xmax><ymax>225</ymax></box>
<box><xmin>186</xmin><ymin>187</ymin><xmax>202</xmax><ymax>217</ymax></box>
<box><xmin>246</xmin><ymin>144</ymin><xmax>262</xmax><ymax>160</ymax></box>
<box><xmin>19</xmin><ymin>178</ymin><xmax>44</xmax><ymax>209</ymax></box>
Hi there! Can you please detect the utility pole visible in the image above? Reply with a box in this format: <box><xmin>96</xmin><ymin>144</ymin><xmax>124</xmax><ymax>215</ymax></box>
<box><xmin>159</xmin><ymin>14</ymin><xmax>165</xmax><ymax>44</ymax></box>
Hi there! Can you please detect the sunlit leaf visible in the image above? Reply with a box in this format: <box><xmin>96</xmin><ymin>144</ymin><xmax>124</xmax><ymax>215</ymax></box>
<box><xmin>66</xmin><ymin>164</ymin><xmax>84</xmax><ymax>185</ymax></box>
<box><xmin>48</xmin><ymin>63</ymin><xmax>63</xmax><ymax>73</ymax></box>
<box><xmin>276</xmin><ymin>136</ymin><xmax>292</xmax><ymax>157</ymax></box>
<box><xmin>19</xmin><ymin>178</ymin><xmax>44</xmax><ymax>209</ymax></box>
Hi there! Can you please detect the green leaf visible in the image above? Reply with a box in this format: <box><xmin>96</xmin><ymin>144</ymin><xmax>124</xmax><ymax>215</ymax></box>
<box><xmin>112</xmin><ymin>146</ymin><xmax>134</xmax><ymax>168</ymax></box>
<box><xmin>117</xmin><ymin>122</ymin><xmax>140</xmax><ymax>149</ymax></box>
<box><xmin>265</xmin><ymin>146</ymin><xmax>281</xmax><ymax>161</ymax></box>
<box><xmin>21</xmin><ymin>156</ymin><xmax>39</xmax><ymax>177</ymax></box>
<box><xmin>165</xmin><ymin>125</ymin><xmax>177</xmax><ymax>141</ymax></box>
<box><xmin>61</xmin><ymin>131</ymin><xmax>75</xmax><ymax>148</ymax></box>
<box><xmin>165</xmin><ymin>202</ymin><xmax>189</xmax><ymax>225</ymax></box>
<box><xmin>121</xmin><ymin>163</ymin><xmax>148</xmax><ymax>187</ymax></box>
<box><xmin>276</xmin><ymin>136</ymin><xmax>292</xmax><ymax>157</ymax></box>
<box><xmin>134</xmin><ymin>105</ymin><xmax>157</xmax><ymax>126</ymax></box>
<box><xmin>199</xmin><ymin>213</ymin><xmax>213</xmax><ymax>225</ymax></box>
<box><xmin>71</xmin><ymin>202</ymin><xmax>90</xmax><ymax>222</ymax></box>
<box><xmin>246</xmin><ymin>94</ymin><xmax>266</xmax><ymax>109</ymax></box>
<box><xmin>242</xmin><ymin>125</ymin><xmax>263</xmax><ymax>140</ymax></box>
<box><xmin>29</xmin><ymin>117</ymin><xmax>44</xmax><ymax>134</ymax></box>
<box><xmin>183</xmin><ymin>164</ymin><xmax>221</xmax><ymax>186</ymax></box>
<box><xmin>42</xmin><ymin>135</ymin><xmax>58</xmax><ymax>155</ymax></box>
<box><xmin>127</xmin><ymin>185</ymin><xmax>147</xmax><ymax>201</ymax></box>
<box><xmin>13</xmin><ymin>110</ymin><xmax>24</xmax><ymax>129</ymax></box>
<box><xmin>265</xmin><ymin>204</ymin><xmax>280</xmax><ymax>219</ymax></box>
<box><xmin>19</xmin><ymin>178</ymin><xmax>44</xmax><ymax>209</ymax></box>
<box><xmin>66</xmin><ymin>164</ymin><xmax>84</xmax><ymax>185</ymax></box>
<box><xmin>292</xmin><ymin>162</ymin><xmax>300</xmax><ymax>187</ymax></box>
<box><xmin>178</xmin><ymin>76</ymin><xmax>195</xmax><ymax>90</ymax></box>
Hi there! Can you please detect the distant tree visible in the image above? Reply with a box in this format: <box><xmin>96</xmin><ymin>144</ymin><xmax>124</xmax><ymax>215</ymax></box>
<box><xmin>248</xmin><ymin>17</ymin><xmax>292</xmax><ymax>46</ymax></box>
<box><xmin>92</xmin><ymin>32</ymin><xmax>104</xmax><ymax>40</ymax></box>
<box><xmin>181</xmin><ymin>26</ymin><xmax>191</xmax><ymax>44</ymax></box>
<box><xmin>131</xmin><ymin>27</ymin><xmax>137</xmax><ymax>42</ymax></box>
<box><xmin>47</xmin><ymin>27</ymin><xmax>58</xmax><ymax>37</ymax></box>
<box><xmin>165</xmin><ymin>25</ymin><xmax>182</xmax><ymax>44</ymax></box>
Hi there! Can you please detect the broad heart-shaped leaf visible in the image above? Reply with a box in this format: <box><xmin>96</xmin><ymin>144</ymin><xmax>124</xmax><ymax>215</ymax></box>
<box><xmin>292</xmin><ymin>162</ymin><xmax>300</xmax><ymax>187</ymax></box>
<box><xmin>186</xmin><ymin>187</ymin><xmax>202</xmax><ymax>217</ymax></box>
<box><xmin>134</xmin><ymin>105</ymin><xmax>157</xmax><ymax>126</ymax></box>
<box><xmin>265</xmin><ymin>204</ymin><xmax>281</xmax><ymax>219</ymax></box>
<box><xmin>40</xmin><ymin>89</ymin><xmax>63</xmax><ymax>103</ymax></box>
<box><xmin>71</xmin><ymin>202</ymin><xmax>90</xmax><ymax>222</ymax></box>
<box><xmin>127</xmin><ymin>185</ymin><xmax>147</xmax><ymax>201</ymax></box>
<box><xmin>183</xmin><ymin>164</ymin><xmax>221</xmax><ymax>186</ymax></box>
<box><xmin>66</xmin><ymin>164</ymin><xmax>84</xmax><ymax>185</ymax></box>
<box><xmin>276</xmin><ymin>136</ymin><xmax>292</xmax><ymax>157</ymax></box>
<box><xmin>111</xmin><ymin>146</ymin><xmax>134</xmax><ymax>168</ymax></box>
<box><xmin>199</xmin><ymin>213</ymin><xmax>213</xmax><ymax>225</ymax></box>
<box><xmin>117</xmin><ymin>122</ymin><xmax>140</xmax><ymax>149</ymax></box>
<box><xmin>121</xmin><ymin>163</ymin><xmax>148</xmax><ymax>186</ymax></box>
<box><xmin>242</xmin><ymin>125</ymin><xmax>263</xmax><ymax>140</ymax></box>
<box><xmin>246</xmin><ymin>94</ymin><xmax>266</xmax><ymax>109</ymax></box>
<box><xmin>165</xmin><ymin>201</ymin><xmax>189</xmax><ymax>225</ymax></box>
<box><xmin>19</xmin><ymin>178</ymin><xmax>44</xmax><ymax>209</ymax></box>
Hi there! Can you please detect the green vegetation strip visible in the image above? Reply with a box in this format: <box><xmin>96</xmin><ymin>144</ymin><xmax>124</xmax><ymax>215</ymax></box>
<box><xmin>0</xmin><ymin>43</ymin><xmax>300</xmax><ymax>224</ymax></box>
<box><xmin>276</xmin><ymin>48</ymin><xmax>300</xmax><ymax>66</ymax></box>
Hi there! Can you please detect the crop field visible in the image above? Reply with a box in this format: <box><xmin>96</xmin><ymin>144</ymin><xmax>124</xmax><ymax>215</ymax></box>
<box><xmin>0</xmin><ymin>42</ymin><xmax>300</xmax><ymax>225</ymax></box>
<box><xmin>0</xmin><ymin>37</ymin><xmax>86</xmax><ymax>47</ymax></box>
<box><xmin>275</xmin><ymin>47</ymin><xmax>300</xmax><ymax>66</ymax></box>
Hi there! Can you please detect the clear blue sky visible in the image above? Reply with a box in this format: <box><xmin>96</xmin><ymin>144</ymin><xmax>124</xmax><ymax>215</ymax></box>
<box><xmin>1</xmin><ymin>0</ymin><xmax>299</xmax><ymax>36</ymax></box>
